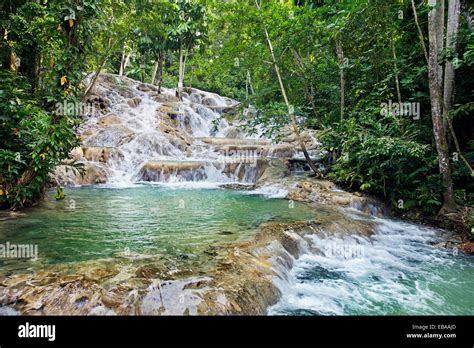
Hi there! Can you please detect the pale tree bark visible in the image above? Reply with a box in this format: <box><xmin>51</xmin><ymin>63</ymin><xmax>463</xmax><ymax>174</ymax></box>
<box><xmin>391</xmin><ymin>39</ymin><xmax>402</xmax><ymax>105</ymax></box>
<box><xmin>178</xmin><ymin>43</ymin><xmax>187</xmax><ymax>92</ymax></box>
<box><xmin>178</xmin><ymin>44</ymin><xmax>184</xmax><ymax>89</ymax></box>
<box><xmin>151</xmin><ymin>60</ymin><xmax>159</xmax><ymax>85</ymax></box>
<box><xmin>119</xmin><ymin>43</ymin><xmax>131</xmax><ymax>76</ymax></box>
<box><xmin>83</xmin><ymin>36</ymin><xmax>116</xmax><ymax>99</ymax></box>
<box><xmin>336</xmin><ymin>40</ymin><xmax>345</xmax><ymax>121</ymax></box>
<box><xmin>246</xmin><ymin>70</ymin><xmax>255</xmax><ymax>99</ymax></box>
<box><xmin>122</xmin><ymin>50</ymin><xmax>131</xmax><ymax>75</ymax></box>
<box><xmin>443</xmin><ymin>0</ymin><xmax>461</xmax><ymax>118</ymax></box>
<box><xmin>411</xmin><ymin>0</ymin><xmax>473</xmax><ymax>183</ymax></box>
<box><xmin>427</xmin><ymin>0</ymin><xmax>456</xmax><ymax>211</ymax></box>
<box><xmin>255</xmin><ymin>1</ymin><xmax>320</xmax><ymax>176</ymax></box>
<box><xmin>119</xmin><ymin>44</ymin><xmax>126</xmax><ymax>76</ymax></box>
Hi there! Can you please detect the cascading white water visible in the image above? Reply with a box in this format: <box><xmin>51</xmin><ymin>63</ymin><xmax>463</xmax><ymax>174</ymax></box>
<box><xmin>79</xmin><ymin>75</ymin><xmax>265</xmax><ymax>186</ymax></box>
<box><xmin>268</xmin><ymin>212</ymin><xmax>474</xmax><ymax>315</ymax></box>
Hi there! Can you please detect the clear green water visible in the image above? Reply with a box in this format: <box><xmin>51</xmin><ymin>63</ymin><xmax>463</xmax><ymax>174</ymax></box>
<box><xmin>0</xmin><ymin>185</ymin><xmax>317</xmax><ymax>266</ymax></box>
<box><xmin>1</xmin><ymin>186</ymin><xmax>472</xmax><ymax>315</ymax></box>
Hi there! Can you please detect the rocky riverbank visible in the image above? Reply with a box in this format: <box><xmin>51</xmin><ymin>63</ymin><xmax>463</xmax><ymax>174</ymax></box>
<box><xmin>0</xmin><ymin>191</ymin><xmax>377</xmax><ymax>315</ymax></box>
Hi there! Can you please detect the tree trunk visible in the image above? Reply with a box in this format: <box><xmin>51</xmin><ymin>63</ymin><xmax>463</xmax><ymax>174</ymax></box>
<box><xmin>247</xmin><ymin>70</ymin><xmax>255</xmax><ymax>95</ymax></box>
<box><xmin>156</xmin><ymin>51</ymin><xmax>164</xmax><ymax>93</ymax></box>
<box><xmin>119</xmin><ymin>45</ymin><xmax>131</xmax><ymax>76</ymax></box>
<box><xmin>443</xmin><ymin>0</ymin><xmax>461</xmax><ymax>129</ymax></box>
<box><xmin>151</xmin><ymin>60</ymin><xmax>159</xmax><ymax>85</ymax></box>
<box><xmin>83</xmin><ymin>37</ymin><xmax>114</xmax><ymax>99</ymax></box>
<box><xmin>261</xmin><ymin>26</ymin><xmax>320</xmax><ymax>176</ymax></box>
<box><xmin>336</xmin><ymin>40</ymin><xmax>345</xmax><ymax>121</ymax></box>
<box><xmin>123</xmin><ymin>50</ymin><xmax>131</xmax><ymax>75</ymax></box>
<box><xmin>292</xmin><ymin>49</ymin><xmax>321</xmax><ymax>127</ymax></box>
<box><xmin>391</xmin><ymin>40</ymin><xmax>402</xmax><ymax>105</ymax></box>
<box><xmin>427</xmin><ymin>0</ymin><xmax>456</xmax><ymax>211</ymax></box>
<box><xmin>178</xmin><ymin>43</ymin><xmax>184</xmax><ymax>89</ymax></box>
<box><xmin>119</xmin><ymin>44</ymin><xmax>126</xmax><ymax>76</ymax></box>
<box><xmin>411</xmin><ymin>0</ymin><xmax>473</xmax><ymax>178</ymax></box>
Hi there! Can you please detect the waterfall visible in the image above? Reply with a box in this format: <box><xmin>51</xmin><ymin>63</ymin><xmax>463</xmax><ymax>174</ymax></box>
<box><xmin>71</xmin><ymin>74</ymin><xmax>270</xmax><ymax>187</ymax></box>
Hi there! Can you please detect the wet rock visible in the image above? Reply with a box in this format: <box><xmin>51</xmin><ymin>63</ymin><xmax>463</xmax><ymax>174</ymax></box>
<box><xmin>256</xmin><ymin>159</ymin><xmax>290</xmax><ymax>185</ymax></box>
<box><xmin>60</xmin><ymin>274</ymin><xmax>84</xmax><ymax>286</ymax></box>
<box><xmin>52</xmin><ymin>163</ymin><xmax>109</xmax><ymax>186</ymax></box>
<box><xmin>40</xmin><ymin>280</ymin><xmax>104</xmax><ymax>315</ymax></box>
<box><xmin>219</xmin><ymin>183</ymin><xmax>256</xmax><ymax>191</ymax></box>
<box><xmin>225</xmin><ymin>127</ymin><xmax>240</xmax><ymax>139</ymax></box>
<box><xmin>284</xmin><ymin>178</ymin><xmax>386</xmax><ymax>216</ymax></box>
<box><xmin>199</xmin><ymin>137</ymin><xmax>270</xmax><ymax>146</ymax></box>
<box><xmin>137</xmin><ymin>83</ymin><xmax>156</xmax><ymax>92</ymax></box>
<box><xmin>219</xmin><ymin>231</ymin><xmax>234</xmax><ymax>235</ymax></box>
<box><xmin>201</xmin><ymin>96</ymin><xmax>222</xmax><ymax>107</ymax></box>
<box><xmin>98</xmin><ymin>114</ymin><xmax>122</xmax><ymax>127</ymax></box>
<box><xmin>85</xmin><ymin>94</ymin><xmax>111</xmax><ymax>112</ymax></box>
<box><xmin>189</xmin><ymin>93</ymin><xmax>202</xmax><ymax>104</ymax></box>
<box><xmin>462</xmin><ymin>242</ymin><xmax>474</xmax><ymax>254</ymax></box>
<box><xmin>0</xmin><ymin>286</ymin><xmax>20</xmax><ymax>306</ymax></box>
<box><xmin>82</xmin><ymin>267</ymin><xmax>117</xmax><ymax>282</ymax></box>
<box><xmin>81</xmin><ymin>147</ymin><xmax>123</xmax><ymax>163</ymax></box>
<box><xmin>138</xmin><ymin>161</ymin><xmax>205</xmax><ymax>182</ymax></box>
<box><xmin>134</xmin><ymin>265</ymin><xmax>166</xmax><ymax>279</ymax></box>
<box><xmin>203</xmin><ymin>246</ymin><xmax>219</xmax><ymax>257</ymax></box>
<box><xmin>84</xmin><ymin>125</ymin><xmax>135</xmax><ymax>147</ymax></box>
<box><xmin>153</xmin><ymin>94</ymin><xmax>179</xmax><ymax>104</ymax></box>
<box><xmin>70</xmin><ymin>147</ymin><xmax>84</xmax><ymax>161</ymax></box>
<box><xmin>127</xmin><ymin>97</ymin><xmax>142</xmax><ymax>108</ymax></box>
<box><xmin>80</xmin><ymin>129</ymin><xmax>96</xmax><ymax>141</ymax></box>
<box><xmin>157</xmin><ymin>103</ymin><xmax>180</xmax><ymax>117</ymax></box>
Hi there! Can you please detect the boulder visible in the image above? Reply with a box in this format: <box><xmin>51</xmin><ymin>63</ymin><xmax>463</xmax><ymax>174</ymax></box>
<box><xmin>98</xmin><ymin>114</ymin><xmax>122</xmax><ymax>127</ymax></box>
<box><xmin>137</xmin><ymin>83</ymin><xmax>157</xmax><ymax>93</ymax></box>
<box><xmin>256</xmin><ymin>158</ymin><xmax>289</xmax><ymax>185</ymax></box>
<box><xmin>83</xmin><ymin>125</ymin><xmax>135</xmax><ymax>147</ymax></box>
<box><xmin>81</xmin><ymin>147</ymin><xmax>123</xmax><ymax>163</ymax></box>
<box><xmin>153</xmin><ymin>94</ymin><xmax>179</xmax><ymax>104</ymax></box>
<box><xmin>127</xmin><ymin>97</ymin><xmax>142</xmax><ymax>108</ymax></box>
<box><xmin>138</xmin><ymin>161</ymin><xmax>205</xmax><ymax>182</ymax></box>
<box><xmin>52</xmin><ymin>163</ymin><xmax>109</xmax><ymax>186</ymax></box>
<box><xmin>80</xmin><ymin>129</ymin><xmax>96</xmax><ymax>141</ymax></box>
<box><xmin>202</xmin><ymin>96</ymin><xmax>219</xmax><ymax>107</ymax></box>
<box><xmin>70</xmin><ymin>147</ymin><xmax>84</xmax><ymax>161</ymax></box>
<box><xmin>157</xmin><ymin>103</ymin><xmax>180</xmax><ymax>117</ymax></box>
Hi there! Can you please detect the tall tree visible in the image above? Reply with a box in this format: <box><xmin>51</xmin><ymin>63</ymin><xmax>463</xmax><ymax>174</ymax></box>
<box><xmin>443</xmin><ymin>0</ymin><xmax>461</xmax><ymax>119</ymax></box>
<box><xmin>427</xmin><ymin>0</ymin><xmax>456</xmax><ymax>211</ymax></box>
<box><xmin>255</xmin><ymin>0</ymin><xmax>320</xmax><ymax>176</ymax></box>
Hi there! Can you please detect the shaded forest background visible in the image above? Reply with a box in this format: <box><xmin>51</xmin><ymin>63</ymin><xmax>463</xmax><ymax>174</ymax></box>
<box><xmin>0</xmin><ymin>0</ymin><xmax>472</xmax><ymax>224</ymax></box>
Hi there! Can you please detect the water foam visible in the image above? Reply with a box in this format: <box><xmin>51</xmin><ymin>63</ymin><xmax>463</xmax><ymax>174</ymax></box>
<box><xmin>269</xmin><ymin>216</ymin><xmax>474</xmax><ymax>315</ymax></box>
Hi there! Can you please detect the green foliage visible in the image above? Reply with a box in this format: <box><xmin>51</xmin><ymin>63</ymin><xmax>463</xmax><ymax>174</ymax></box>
<box><xmin>320</xmin><ymin>115</ymin><xmax>444</xmax><ymax>213</ymax></box>
<box><xmin>1</xmin><ymin>0</ymin><xmax>472</xmax><ymax>217</ymax></box>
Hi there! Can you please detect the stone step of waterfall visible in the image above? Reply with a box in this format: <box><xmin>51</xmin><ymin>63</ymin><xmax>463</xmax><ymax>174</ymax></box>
<box><xmin>196</xmin><ymin>137</ymin><xmax>271</xmax><ymax>146</ymax></box>
<box><xmin>194</xmin><ymin>137</ymin><xmax>296</xmax><ymax>158</ymax></box>
<box><xmin>137</xmin><ymin>159</ymin><xmax>267</xmax><ymax>183</ymax></box>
